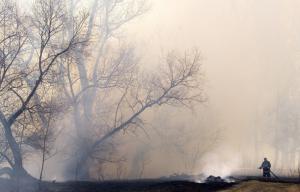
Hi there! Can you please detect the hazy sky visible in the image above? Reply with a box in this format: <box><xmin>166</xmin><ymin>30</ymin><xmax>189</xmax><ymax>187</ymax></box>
<box><xmin>128</xmin><ymin>0</ymin><xmax>300</xmax><ymax>133</ymax></box>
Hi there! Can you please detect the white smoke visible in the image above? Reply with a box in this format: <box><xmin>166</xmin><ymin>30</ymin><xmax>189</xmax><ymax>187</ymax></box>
<box><xmin>199</xmin><ymin>146</ymin><xmax>242</xmax><ymax>177</ymax></box>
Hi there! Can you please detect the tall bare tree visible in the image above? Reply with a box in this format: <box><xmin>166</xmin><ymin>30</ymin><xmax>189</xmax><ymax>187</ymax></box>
<box><xmin>71</xmin><ymin>50</ymin><xmax>203</xmax><ymax>179</ymax></box>
<box><xmin>0</xmin><ymin>0</ymin><xmax>86</xmax><ymax>179</ymax></box>
<box><xmin>60</xmin><ymin>0</ymin><xmax>150</xmax><ymax>179</ymax></box>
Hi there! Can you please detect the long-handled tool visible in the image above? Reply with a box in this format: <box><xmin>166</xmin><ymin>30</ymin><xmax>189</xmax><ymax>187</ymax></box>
<box><xmin>258</xmin><ymin>167</ymin><xmax>281</xmax><ymax>180</ymax></box>
<box><xmin>270</xmin><ymin>170</ymin><xmax>280</xmax><ymax>180</ymax></box>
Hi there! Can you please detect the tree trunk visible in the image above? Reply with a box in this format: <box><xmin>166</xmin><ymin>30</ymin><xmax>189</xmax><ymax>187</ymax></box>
<box><xmin>3</xmin><ymin>125</ymin><xmax>25</xmax><ymax>177</ymax></box>
<box><xmin>2</xmin><ymin>122</ymin><xmax>34</xmax><ymax>180</ymax></box>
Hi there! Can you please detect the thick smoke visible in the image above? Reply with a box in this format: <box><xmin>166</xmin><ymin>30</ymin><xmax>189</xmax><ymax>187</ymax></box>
<box><xmin>16</xmin><ymin>0</ymin><xmax>300</xmax><ymax>180</ymax></box>
<box><xmin>126</xmin><ymin>0</ymin><xmax>300</xmax><ymax>177</ymax></box>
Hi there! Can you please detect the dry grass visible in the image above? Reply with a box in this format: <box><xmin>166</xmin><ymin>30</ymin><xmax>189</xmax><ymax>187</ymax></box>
<box><xmin>222</xmin><ymin>181</ymin><xmax>300</xmax><ymax>192</ymax></box>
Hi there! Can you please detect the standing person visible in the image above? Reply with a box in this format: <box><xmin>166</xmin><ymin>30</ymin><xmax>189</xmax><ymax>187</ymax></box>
<box><xmin>259</xmin><ymin>157</ymin><xmax>271</xmax><ymax>178</ymax></box>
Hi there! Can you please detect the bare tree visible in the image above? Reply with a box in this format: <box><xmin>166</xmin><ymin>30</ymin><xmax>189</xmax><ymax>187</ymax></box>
<box><xmin>71</xmin><ymin>50</ymin><xmax>203</xmax><ymax>179</ymax></box>
<box><xmin>59</xmin><ymin>0</ymin><xmax>150</xmax><ymax>179</ymax></box>
<box><xmin>38</xmin><ymin>101</ymin><xmax>61</xmax><ymax>182</ymax></box>
<box><xmin>0</xmin><ymin>0</ymin><xmax>86</xmax><ymax>179</ymax></box>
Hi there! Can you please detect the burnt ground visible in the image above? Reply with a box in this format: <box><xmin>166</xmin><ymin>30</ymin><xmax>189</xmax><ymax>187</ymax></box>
<box><xmin>1</xmin><ymin>176</ymin><xmax>300</xmax><ymax>192</ymax></box>
<box><xmin>0</xmin><ymin>178</ymin><xmax>235</xmax><ymax>192</ymax></box>
<box><xmin>43</xmin><ymin>180</ymin><xmax>236</xmax><ymax>192</ymax></box>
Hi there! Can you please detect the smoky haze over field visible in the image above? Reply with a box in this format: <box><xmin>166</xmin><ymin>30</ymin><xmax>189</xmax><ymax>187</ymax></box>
<box><xmin>5</xmin><ymin>0</ymin><xmax>300</xmax><ymax>181</ymax></box>
<box><xmin>125</xmin><ymin>0</ymin><xmax>300</xmax><ymax>177</ymax></box>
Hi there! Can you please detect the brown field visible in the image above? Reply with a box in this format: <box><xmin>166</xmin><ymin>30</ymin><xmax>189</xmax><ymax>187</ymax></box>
<box><xmin>222</xmin><ymin>181</ymin><xmax>300</xmax><ymax>192</ymax></box>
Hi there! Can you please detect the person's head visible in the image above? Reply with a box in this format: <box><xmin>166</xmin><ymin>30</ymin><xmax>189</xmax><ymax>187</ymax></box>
<box><xmin>264</xmin><ymin>157</ymin><xmax>267</xmax><ymax>161</ymax></box>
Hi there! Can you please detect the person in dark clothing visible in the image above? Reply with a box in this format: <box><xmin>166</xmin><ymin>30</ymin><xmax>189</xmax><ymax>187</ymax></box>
<box><xmin>259</xmin><ymin>157</ymin><xmax>271</xmax><ymax>177</ymax></box>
